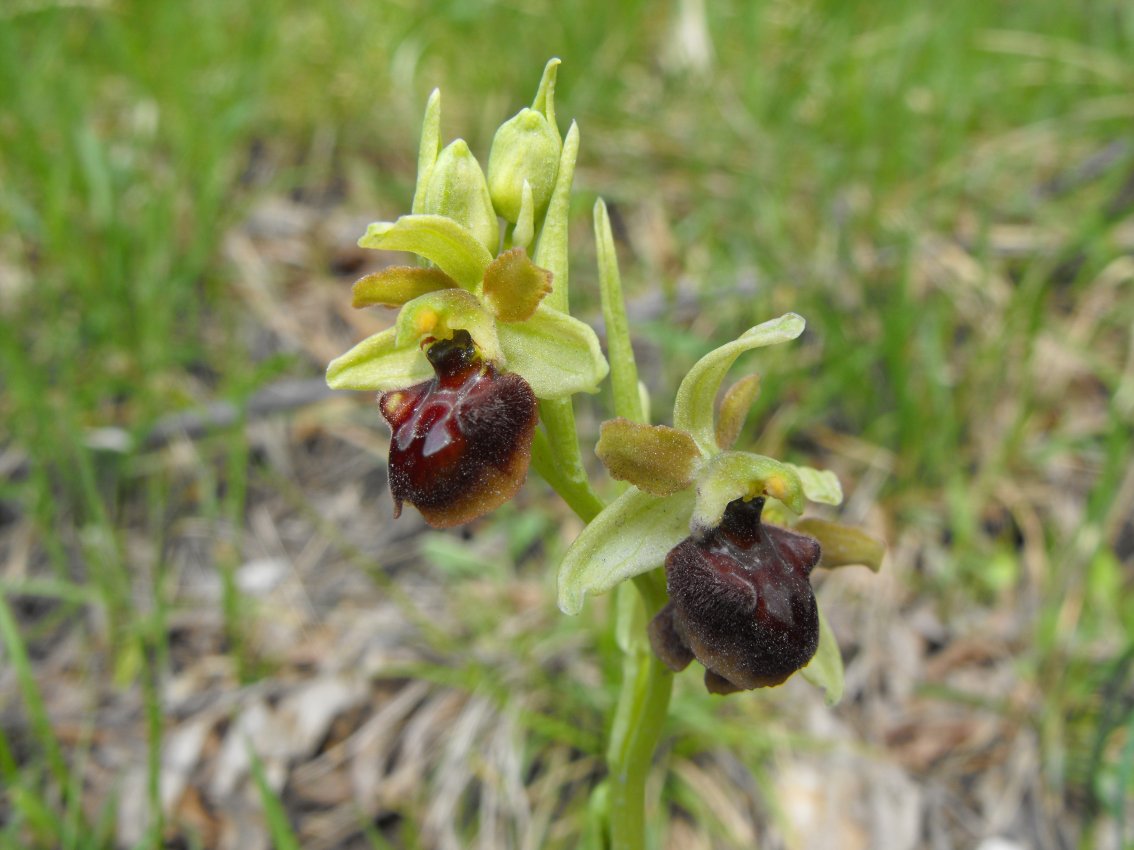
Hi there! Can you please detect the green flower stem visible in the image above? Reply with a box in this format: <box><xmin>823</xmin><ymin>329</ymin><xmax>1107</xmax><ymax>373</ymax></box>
<box><xmin>608</xmin><ymin>569</ymin><xmax>672</xmax><ymax>850</ymax></box>
<box><xmin>535</xmin><ymin>441</ymin><xmax>673</xmax><ymax>850</ymax></box>
<box><xmin>531</xmin><ymin>425</ymin><xmax>604</xmax><ymax>523</ymax></box>
<box><xmin>532</xmin><ymin>111</ymin><xmax>671</xmax><ymax>850</ymax></box>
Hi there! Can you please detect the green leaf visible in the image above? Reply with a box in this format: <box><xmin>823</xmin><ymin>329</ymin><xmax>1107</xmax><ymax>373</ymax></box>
<box><xmin>691</xmin><ymin>451</ymin><xmax>805</xmax><ymax>530</ymax></box>
<box><xmin>596</xmin><ymin>418</ymin><xmax>701</xmax><ymax>496</ymax></box>
<box><xmin>800</xmin><ymin>606</ymin><xmax>844</xmax><ymax>706</ymax></box>
<box><xmin>395</xmin><ymin>289</ymin><xmax>503</xmax><ymax>362</ymax></box>
<box><xmin>358</xmin><ymin>214</ymin><xmax>493</xmax><ymax>290</ymax></box>
<box><xmin>498</xmin><ymin>304</ymin><xmax>608</xmax><ymax>399</ymax></box>
<box><xmin>481</xmin><ymin>248</ymin><xmax>552</xmax><ymax>322</ymax></box>
<box><xmin>325</xmin><ymin>327</ymin><xmax>430</xmax><ymax>391</ymax></box>
<box><xmin>674</xmin><ymin>313</ymin><xmax>806</xmax><ymax>455</ymax></box>
<box><xmin>787</xmin><ymin>464</ymin><xmax>844</xmax><ymax>506</ymax></box>
<box><xmin>794</xmin><ymin>518</ymin><xmax>885</xmax><ymax>571</ymax></box>
<box><xmin>715</xmin><ymin>373</ymin><xmax>760</xmax><ymax>451</ymax></box>
<box><xmin>558</xmin><ymin>487</ymin><xmax>695</xmax><ymax>615</ymax></box>
<box><xmin>248</xmin><ymin>747</ymin><xmax>303</xmax><ymax>850</ymax></box>
<box><xmin>351</xmin><ymin>266</ymin><xmax>457</xmax><ymax>308</ymax></box>
<box><xmin>411</xmin><ymin>89</ymin><xmax>441</xmax><ymax>215</ymax></box>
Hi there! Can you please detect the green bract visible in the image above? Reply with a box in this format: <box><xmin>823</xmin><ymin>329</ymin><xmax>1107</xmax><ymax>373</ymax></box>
<box><xmin>557</xmin><ymin>313</ymin><xmax>876</xmax><ymax>703</ymax></box>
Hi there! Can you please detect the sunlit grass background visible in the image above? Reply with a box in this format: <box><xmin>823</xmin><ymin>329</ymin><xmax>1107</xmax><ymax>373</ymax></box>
<box><xmin>1</xmin><ymin>1</ymin><xmax>1132</xmax><ymax>848</ymax></box>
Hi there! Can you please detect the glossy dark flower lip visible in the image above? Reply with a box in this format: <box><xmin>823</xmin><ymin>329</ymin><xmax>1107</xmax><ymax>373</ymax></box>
<box><xmin>649</xmin><ymin>496</ymin><xmax>821</xmax><ymax>694</ymax></box>
<box><xmin>379</xmin><ymin>330</ymin><xmax>538</xmax><ymax>528</ymax></box>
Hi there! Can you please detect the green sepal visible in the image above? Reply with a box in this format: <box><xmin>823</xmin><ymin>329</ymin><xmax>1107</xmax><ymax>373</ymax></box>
<box><xmin>481</xmin><ymin>248</ymin><xmax>552</xmax><ymax>322</ymax></box>
<box><xmin>674</xmin><ymin>313</ymin><xmax>806</xmax><ymax>455</ymax></box>
<box><xmin>691</xmin><ymin>451</ymin><xmax>805</xmax><ymax>531</ymax></box>
<box><xmin>422</xmin><ymin>139</ymin><xmax>500</xmax><ymax>253</ymax></box>
<box><xmin>715</xmin><ymin>373</ymin><xmax>761</xmax><ymax>451</ymax></box>
<box><xmin>411</xmin><ymin>89</ymin><xmax>442</xmax><ymax>215</ymax></box>
<box><xmin>595</xmin><ymin>419</ymin><xmax>702</xmax><ymax>496</ymax></box>
<box><xmin>324</xmin><ymin>327</ymin><xmax>430</xmax><ymax>391</ymax></box>
<box><xmin>358</xmin><ymin>214</ymin><xmax>494</xmax><ymax>291</ymax></box>
<box><xmin>497</xmin><ymin>304</ymin><xmax>609</xmax><ymax>399</ymax></box>
<box><xmin>800</xmin><ymin>606</ymin><xmax>844</xmax><ymax>706</ymax></box>
<box><xmin>395</xmin><ymin>289</ymin><xmax>502</xmax><ymax>362</ymax></box>
<box><xmin>794</xmin><ymin>518</ymin><xmax>885</xmax><ymax>571</ymax></box>
<box><xmin>533</xmin><ymin>121</ymin><xmax>579</xmax><ymax>313</ymax></box>
<box><xmin>558</xmin><ymin>487</ymin><xmax>696</xmax><ymax>615</ymax></box>
<box><xmin>351</xmin><ymin>266</ymin><xmax>457</xmax><ymax>308</ymax></box>
<box><xmin>787</xmin><ymin>464</ymin><xmax>844</xmax><ymax>506</ymax></box>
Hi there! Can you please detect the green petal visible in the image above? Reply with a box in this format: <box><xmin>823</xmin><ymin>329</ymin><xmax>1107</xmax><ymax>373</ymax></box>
<box><xmin>497</xmin><ymin>304</ymin><xmax>609</xmax><ymax>399</ymax></box>
<box><xmin>674</xmin><ymin>313</ymin><xmax>806</xmax><ymax>455</ymax></box>
<box><xmin>595</xmin><ymin>418</ymin><xmax>702</xmax><ymax>496</ymax></box>
<box><xmin>358</xmin><ymin>214</ymin><xmax>493</xmax><ymax>291</ymax></box>
<box><xmin>351</xmin><ymin>266</ymin><xmax>457</xmax><ymax>308</ymax></box>
<box><xmin>325</xmin><ymin>327</ymin><xmax>430</xmax><ymax>391</ymax></box>
<box><xmin>795</xmin><ymin>518</ymin><xmax>885</xmax><ymax>571</ymax></box>
<box><xmin>787</xmin><ymin>464</ymin><xmax>844</xmax><ymax>506</ymax></box>
<box><xmin>557</xmin><ymin>487</ymin><xmax>695</xmax><ymax>615</ymax></box>
<box><xmin>395</xmin><ymin>289</ymin><xmax>502</xmax><ymax>362</ymax></box>
<box><xmin>715</xmin><ymin>373</ymin><xmax>761</xmax><ymax>451</ymax></box>
<box><xmin>800</xmin><ymin>605</ymin><xmax>844</xmax><ymax>706</ymax></box>
<box><xmin>481</xmin><ymin>248</ymin><xmax>552</xmax><ymax>322</ymax></box>
<box><xmin>692</xmin><ymin>451</ymin><xmax>805</xmax><ymax>531</ymax></box>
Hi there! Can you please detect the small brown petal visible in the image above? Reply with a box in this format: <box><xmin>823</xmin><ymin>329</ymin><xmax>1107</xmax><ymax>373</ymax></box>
<box><xmin>714</xmin><ymin>373</ymin><xmax>761</xmax><ymax>451</ymax></box>
<box><xmin>480</xmin><ymin>248</ymin><xmax>553</xmax><ymax>323</ymax></box>
<box><xmin>595</xmin><ymin>418</ymin><xmax>701</xmax><ymax>496</ymax></box>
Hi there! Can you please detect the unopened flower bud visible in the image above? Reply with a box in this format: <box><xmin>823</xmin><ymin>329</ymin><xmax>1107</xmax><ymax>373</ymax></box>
<box><xmin>487</xmin><ymin>108</ymin><xmax>561</xmax><ymax>223</ymax></box>
<box><xmin>378</xmin><ymin>330</ymin><xmax>538</xmax><ymax>528</ymax></box>
<box><xmin>424</xmin><ymin>140</ymin><xmax>500</xmax><ymax>253</ymax></box>
<box><xmin>649</xmin><ymin>496</ymin><xmax>821</xmax><ymax>694</ymax></box>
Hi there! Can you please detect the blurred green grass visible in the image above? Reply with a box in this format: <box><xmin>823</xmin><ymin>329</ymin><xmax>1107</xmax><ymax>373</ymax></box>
<box><xmin>1</xmin><ymin>0</ymin><xmax>1132</xmax><ymax>847</ymax></box>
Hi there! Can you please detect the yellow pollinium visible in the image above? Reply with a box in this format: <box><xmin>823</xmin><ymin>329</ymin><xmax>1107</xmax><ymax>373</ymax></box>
<box><xmin>763</xmin><ymin>474</ymin><xmax>791</xmax><ymax>503</ymax></box>
<box><xmin>415</xmin><ymin>309</ymin><xmax>440</xmax><ymax>336</ymax></box>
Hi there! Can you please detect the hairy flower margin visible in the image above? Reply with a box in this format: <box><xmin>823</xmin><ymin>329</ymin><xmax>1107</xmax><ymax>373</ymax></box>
<box><xmin>325</xmin><ymin>61</ymin><xmax>608</xmax><ymax>526</ymax></box>
<box><xmin>557</xmin><ymin>314</ymin><xmax>884</xmax><ymax>701</ymax></box>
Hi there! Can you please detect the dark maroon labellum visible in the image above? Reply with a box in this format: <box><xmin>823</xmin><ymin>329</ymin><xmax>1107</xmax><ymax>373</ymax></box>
<box><xmin>649</xmin><ymin>496</ymin><xmax>821</xmax><ymax>694</ymax></box>
<box><xmin>378</xmin><ymin>330</ymin><xmax>538</xmax><ymax>528</ymax></box>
